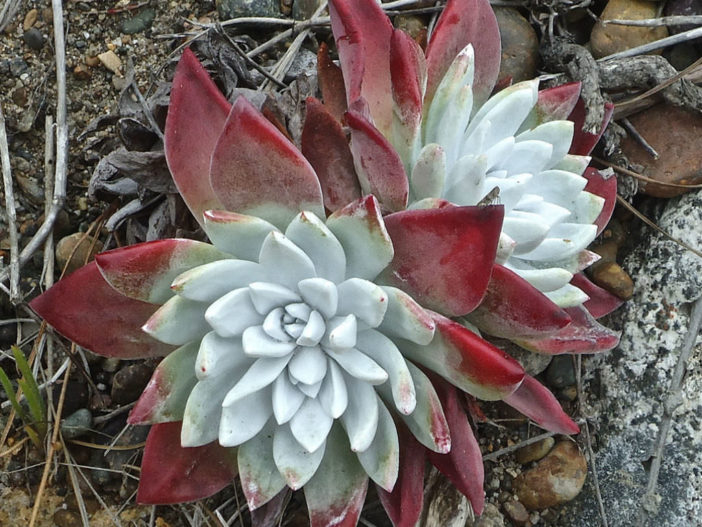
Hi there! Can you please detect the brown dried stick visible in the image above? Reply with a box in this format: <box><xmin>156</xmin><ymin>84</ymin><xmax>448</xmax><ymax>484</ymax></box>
<box><xmin>0</xmin><ymin>105</ymin><xmax>19</xmax><ymax>301</ymax></box>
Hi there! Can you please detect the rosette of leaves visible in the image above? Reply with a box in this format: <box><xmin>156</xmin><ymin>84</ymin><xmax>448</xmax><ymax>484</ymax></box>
<box><xmin>302</xmin><ymin>0</ymin><xmax>623</xmax><ymax>353</ymax></box>
<box><xmin>31</xmin><ymin>50</ymin><xmax>583</xmax><ymax>526</ymax></box>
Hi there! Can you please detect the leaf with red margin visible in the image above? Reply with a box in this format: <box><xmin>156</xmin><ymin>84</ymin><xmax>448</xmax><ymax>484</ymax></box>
<box><xmin>568</xmin><ymin>100</ymin><xmax>614</xmax><ymax>156</ymax></box>
<box><xmin>346</xmin><ymin>101</ymin><xmax>409</xmax><ymax>212</ymax></box>
<box><xmin>377</xmin><ymin>425</ymin><xmax>426</xmax><ymax>527</ymax></box>
<box><xmin>467</xmin><ymin>264</ymin><xmax>572</xmax><ymax>338</ymax></box>
<box><xmin>317</xmin><ymin>43</ymin><xmax>348</xmax><ymax>122</ymax></box>
<box><xmin>136</xmin><ymin>421</ymin><xmax>238</xmax><ymax>504</ymax></box>
<box><xmin>209</xmin><ymin>97</ymin><xmax>324</xmax><ymax>229</ymax></box>
<box><xmin>96</xmin><ymin>239</ymin><xmax>229</xmax><ymax>304</ymax></box>
<box><xmin>425</xmin><ymin>0</ymin><xmax>501</xmax><ymax>108</ymax></box>
<box><xmin>250</xmin><ymin>489</ymin><xmax>292</xmax><ymax>527</ymax></box>
<box><xmin>304</xmin><ymin>424</ymin><xmax>369</xmax><ymax>527</ymax></box>
<box><xmin>503</xmin><ymin>375</ymin><xmax>580</xmax><ymax>434</ymax></box>
<box><xmin>165</xmin><ymin>48</ymin><xmax>229</xmax><ymax>227</ymax></box>
<box><xmin>397</xmin><ymin>312</ymin><xmax>524</xmax><ymax>401</ymax></box>
<box><xmin>301</xmin><ymin>98</ymin><xmax>361</xmax><ymax>212</ymax></box>
<box><xmin>582</xmin><ymin>166</ymin><xmax>617</xmax><ymax>235</ymax></box>
<box><xmin>426</xmin><ymin>378</ymin><xmax>485</xmax><ymax>515</ymax></box>
<box><xmin>381</xmin><ymin>205</ymin><xmax>503</xmax><ymax>316</ymax></box>
<box><xmin>571</xmin><ymin>272</ymin><xmax>624</xmax><ymax>319</ymax></box>
<box><xmin>329</xmin><ymin>0</ymin><xmax>394</xmax><ymax>136</ymax></box>
<box><xmin>514</xmin><ymin>305</ymin><xmax>621</xmax><ymax>354</ymax></box>
<box><xmin>520</xmin><ymin>82</ymin><xmax>582</xmax><ymax>131</ymax></box>
<box><xmin>29</xmin><ymin>262</ymin><xmax>174</xmax><ymax>359</ymax></box>
<box><xmin>390</xmin><ymin>29</ymin><xmax>426</xmax><ymax>146</ymax></box>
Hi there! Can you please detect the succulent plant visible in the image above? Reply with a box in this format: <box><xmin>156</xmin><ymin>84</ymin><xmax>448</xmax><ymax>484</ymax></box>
<box><xmin>303</xmin><ymin>0</ymin><xmax>624</xmax><ymax>346</ymax></box>
<box><xmin>30</xmin><ymin>48</ymin><xmax>588</xmax><ymax>526</ymax></box>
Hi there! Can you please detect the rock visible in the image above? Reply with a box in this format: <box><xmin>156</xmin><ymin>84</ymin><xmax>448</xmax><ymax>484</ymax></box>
<box><xmin>217</xmin><ymin>0</ymin><xmax>280</xmax><ymax>19</ymax></box>
<box><xmin>503</xmin><ymin>500</ymin><xmax>529</xmax><ymax>525</ymax></box>
<box><xmin>85</xmin><ymin>55</ymin><xmax>100</xmax><ymax>68</ymax></box>
<box><xmin>494</xmin><ymin>8</ymin><xmax>539</xmax><ymax>83</ymax></box>
<box><xmin>473</xmin><ymin>503</ymin><xmax>505</xmax><ymax>527</ymax></box>
<box><xmin>111</xmin><ymin>362</ymin><xmax>153</xmax><ymax>404</ymax></box>
<box><xmin>395</xmin><ymin>15</ymin><xmax>427</xmax><ymax>43</ymax></box>
<box><xmin>23</xmin><ymin>9</ymin><xmax>38</xmax><ymax>30</ymax></box>
<box><xmin>516</xmin><ymin>437</ymin><xmax>555</xmax><ymax>464</ymax></box>
<box><xmin>284</xmin><ymin>48</ymin><xmax>317</xmax><ymax>82</ymax></box>
<box><xmin>292</xmin><ymin>0</ymin><xmax>325</xmax><ymax>19</ymax></box>
<box><xmin>513</xmin><ymin>441</ymin><xmax>587</xmax><ymax>509</ymax></box>
<box><xmin>55</xmin><ymin>232</ymin><xmax>103</xmax><ymax>275</ymax></box>
<box><xmin>590</xmin><ymin>0</ymin><xmax>668</xmax><ymax>59</ymax></box>
<box><xmin>73</xmin><ymin>63</ymin><xmax>91</xmax><ymax>80</ymax></box>
<box><xmin>22</xmin><ymin>28</ymin><xmax>45</xmax><ymax>50</ymax></box>
<box><xmin>665</xmin><ymin>43</ymin><xmax>700</xmax><ymax>71</ymax></box>
<box><xmin>97</xmin><ymin>50</ymin><xmax>122</xmax><ymax>75</ymax></box>
<box><xmin>60</xmin><ymin>408</ymin><xmax>92</xmax><ymax>439</ymax></box>
<box><xmin>102</xmin><ymin>357</ymin><xmax>121</xmax><ymax>373</ymax></box>
<box><xmin>504</xmin><ymin>340</ymin><xmax>553</xmax><ymax>376</ymax></box>
<box><xmin>621</xmin><ymin>103</ymin><xmax>702</xmax><ymax>197</ymax></box>
<box><xmin>546</xmin><ymin>355</ymin><xmax>576</xmax><ymax>389</ymax></box>
<box><xmin>53</xmin><ymin>510</ymin><xmax>81</xmax><ymax>527</ymax></box>
<box><xmin>9</xmin><ymin>58</ymin><xmax>28</xmax><ymax>77</ymax></box>
<box><xmin>121</xmin><ymin>8</ymin><xmax>155</xmax><ymax>34</ymax></box>
<box><xmin>560</xmin><ymin>189</ymin><xmax>702</xmax><ymax>526</ymax></box>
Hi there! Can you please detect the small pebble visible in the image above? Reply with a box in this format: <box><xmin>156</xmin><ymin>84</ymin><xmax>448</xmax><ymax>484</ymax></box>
<box><xmin>121</xmin><ymin>8</ymin><xmax>156</xmax><ymax>34</ymax></box>
<box><xmin>85</xmin><ymin>55</ymin><xmax>100</xmax><ymax>68</ymax></box>
<box><xmin>60</xmin><ymin>408</ymin><xmax>93</xmax><ymax>439</ymax></box>
<box><xmin>590</xmin><ymin>0</ymin><xmax>668</xmax><ymax>58</ymax></box>
<box><xmin>503</xmin><ymin>500</ymin><xmax>529</xmax><ymax>526</ymax></box>
<box><xmin>546</xmin><ymin>355</ymin><xmax>576</xmax><ymax>389</ymax></box>
<box><xmin>22</xmin><ymin>28</ymin><xmax>45</xmax><ymax>50</ymax></box>
<box><xmin>53</xmin><ymin>509</ymin><xmax>81</xmax><ymax>527</ymax></box>
<box><xmin>494</xmin><ymin>8</ymin><xmax>539</xmax><ymax>83</ymax></box>
<box><xmin>55</xmin><ymin>232</ymin><xmax>103</xmax><ymax>275</ymax></box>
<box><xmin>111</xmin><ymin>362</ymin><xmax>154</xmax><ymax>404</ymax></box>
<box><xmin>516</xmin><ymin>437</ymin><xmax>555</xmax><ymax>464</ymax></box>
<box><xmin>97</xmin><ymin>50</ymin><xmax>122</xmax><ymax>75</ymax></box>
<box><xmin>473</xmin><ymin>502</ymin><xmax>505</xmax><ymax>527</ymax></box>
<box><xmin>217</xmin><ymin>0</ymin><xmax>281</xmax><ymax>18</ymax></box>
<box><xmin>73</xmin><ymin>63</ymin><xmax>91</xmax><ymax>80</ymax></box>
<box><xmin>23</xmin><ymin>8</ymin><xmax>38</xmax><ymax>30</ymax></box>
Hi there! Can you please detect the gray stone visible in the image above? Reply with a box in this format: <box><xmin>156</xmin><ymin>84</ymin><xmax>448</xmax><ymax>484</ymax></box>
<box><xmin>121</xmin><ymin>7</ymin><xmax>155</xmax><ymax>34</ymax></box>
<box><xmin>22</xmin><ymin>28</ymin><xmax>45</xmax><ymax>50</ymax></box>
<box><xmin>60</xmin><ymin>408</ymin><xmax>92</xmax><ymax>439</ymax></box>
<box><xmin>545</xmin><ymin>354</ymin><xmax>576</xmax><ymax>389</ymax></box>
<box><xmin>217</xmin><ymin>0</ymin><xmax>280</xmax><ymax>19</ymax></box>
<box><xmin>284</xmin><ymin>48</ymin><xmax>317</xmax><ymax>82</ymax></box>
<box><xmin>562</xmin><ymin>189</ymin><xmax>702</xmax><ymax>525</ymax></box>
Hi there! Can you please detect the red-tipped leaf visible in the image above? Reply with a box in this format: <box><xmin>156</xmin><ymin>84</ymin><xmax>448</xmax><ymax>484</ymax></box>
<box><xmin>521</xmin><ymin>82</ymin><xmax>582</xmax><ymax>130</ymax></box>
<box><xmin>317</xmin><ymin>42</ymin><xmax>348</xmax><ymax>122</ymax></box>
<box><xmin>137</xmin><ymin>421</ymin><xmax>238</xmax><ymax>504</ymax></box>
<box><xmin>377</xmin><ymin>426</ymin><xmax>426</xmax><ymax>527</ymax></box>
<box><xmin>165</xmin><ymin>48</ymin><xmax>229</xmax><ymax>227</ymax></box>
<box><xmin>425</xmin><ymin>0</ymin><xmax>501</xmax><ymax>107</ymax></box>
<box><xmin>209</xmin><ymin>97</ymin><xmax>324</xmax><ymax>229</ymax></box>
<box><xmin>382</xmin><ymin>205</ymin><xmax>504</xmax><ymax>316</ymax></box>
<box><xmin>515</xmin><ymin>305</ymin><xmax>621</xmax><ymax>354</ymax></box>
<box><xmin>30</xmin><ymin>262</ymin><xmax>174</xmax><ymax>359</ymax></box>
<box><xmin>582</xmin><ymin>166</ymin><xmax>617</xmax><ymax>235</ymax></box>
<box><xmin>568</xmin><ymin>100</ymin><xmax>614</xmax><ymax>156</ymax></box>
<box><xmin>427</xmin><ymin>379</ymin><xmax>485</xmax><ymax>515</ymax></box>
<box><xmin>503</xmin><ymin>375</ymin><xmax>580</xmax><ymax>434</ymax></box>
<box><xmin>468</xmin><ymin>264</ymin><xmax>572</xmax><ymax>338</ymax></box>
<box><xmin>301</xmin><ymin>97</ymin><xmax>361</xmax><ymax>212</ymax></box>
<box><xmin>571</xmin><ymin>272</ymin><xmax>624</xmax><ymax>319</ymax></box>
<box><xmin>390</xmin><ymin>28</ymin><xmax>426</xmax><ymax>135</ymax></box>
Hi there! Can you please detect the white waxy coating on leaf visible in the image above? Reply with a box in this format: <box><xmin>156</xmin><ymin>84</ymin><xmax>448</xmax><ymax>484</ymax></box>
<box><xmin>219</xmin><ymin>387</ymin><xmax>273</xmax><ymax>447</ymax></box>
<box><xmin>273</xmin><ymin>425</ymin><xmax>326</xmax><ymax>489</ymax></box>
<box><xmin>205</xmin><ymin>288</ymin><xmax>263</xmax><ymax>337</ymax></box>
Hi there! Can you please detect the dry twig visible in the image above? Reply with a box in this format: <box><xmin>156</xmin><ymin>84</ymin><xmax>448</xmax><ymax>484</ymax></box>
<box><xmin>604</xmin><ymin>16</ymin><xmax>702</xmax><ymax>27</ymax></box>
<box><xmin>0</xmin><ymin>105</ymin><xmax>19</xmax><ymax>302</ymax></box>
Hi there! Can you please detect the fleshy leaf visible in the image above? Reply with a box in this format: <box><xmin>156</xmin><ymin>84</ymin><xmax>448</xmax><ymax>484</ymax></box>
<box><xmin>514</xmin><ymin>305</ymin><xmax>621</xmax><ymax>354</ymax></box>
<box><xmin>326</xmin><ymin>195</ymin><xmax>394</xmax><ymax>281</ymax></box>
<box><xmin>356</xmin><ymin>398</ymin><xmax>400</xmax><ymax>491</ymax></box>
<box><xmin>520</xmin><ymin>82</ymin><xmax>582</xmax><ymax>131</ymax></box>
<box><xmin>317</xmin><ymin>42</ymin><xmax>348</xmax><ymax>122</ymax></box>
<box><xmin>129</xmin><ymin>341</ymin><xmax>199</xmax><ymax>424</ymax></box>
<box><xmin>142</xmin><ymin>296</ymin><xmax>209</xmax><ymax>346</ymax></box>
<box><xmin>329</xmin><ymin>0</ymin><xmax>394</xmax><ymax>136</ymax></box>
<box><xmin>202</xmin><ymin>210</ymin><xmax>279</xmax><ymax>261</ymax></box>
<box><xmin>382</xmin><ymin>205</ymin><xmax>504</xmax><ymax>317</ymax></box>
<box><xmin>137</xmin><ymin>421</ymin><xmax>237</xmax><ymax>504</ymax></box>
<box><xmin>346</xmin><ymin>102</ymin><xmax>409</xmax><ymax>212</ymax></box>
<box><xmin>397</xmin><ymin>312</ymin><xmax>525</xmax><ymax>401</ymax></box>
<box><xmin>571</xmin><ymin>272</ymin><xmax>624</xmax><ymax>319</ymax></box>
<box><xmin>95</xmin><ymin>239</ymin><xmax>229</xmax><ymax>304</ymax></box>
<box><xmin>426</xmin><ymin>379</ymin><xmax>485</xmax><ymax>515</ymax></box>
<box><xmin>467</xmin><ymin>264</ymin><xmax>572</xmax><ymax>338</ymax></box>
<box><xmin>425</xmin><ymin>0</ymin><xmax>501</xmax><ymax>108</ymax></box>
<box><xmin>301</xmin><ymin>98</ymin><xmax>361</xmax><ymax>212</ymax></box>
<box><xmin>582</xmin><ymin>166</ymin><xmax>617</xmax><ymax>235</ymax></box>
<box><xmin>503</xmin><ymin>375</ymin><xmax>580</xmax><ymax>434</ymax></box>
<box><xmin>165</xmin><ymin>48</ymin><xmax>228</xmax><ymax>227</ymax></box>
<box><xmin>238</xmin><ymin>421</ymin><xmax>287</xmax><ymax>510</ymax></box>
<box><xmin>29</xmin><ymin>262</ymin><xmax>174</xmax><ymax>359</ymax></box>
<box><xmin>376</xmin><ymin>425</ymin><xmax>426</xmax><ymax>527</ymax></box>
<box><xmin>304</xmin><ymin>424</ymin><xmax>369</xmax><ymax>527</ymax></box>
<box><xmin>568</xmin><ymin>100</ymin><xmax>614</xmax><ymax>156</ymax></box>
<box><xmin>210</xmin><ymin>97</ymin><xmax>324</xmax><ymax>229</ymax></box>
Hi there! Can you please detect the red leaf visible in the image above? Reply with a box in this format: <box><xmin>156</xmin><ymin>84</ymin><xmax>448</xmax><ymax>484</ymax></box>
<box><xmin>29</xmin><ymin>262</ymin><xmax>174</xmax><ymax>359</ymax></box>
<box><xmin>377</xmin><ymin>426</ymin><xmax>426</xmax><ymax>527</ymax></box>
<box><xmin>301</xmin><ymin>97</ymin><xmax>361</xmax><ymax>212</ymax></box>
<box><xmin>209</xmin><ymin>97</ymin><xmax>324</xmax><ymax>229</ymax></box>
<box><xmin>165</xmin><ymin>48</ymin><xmax>229</xmax><ymax>227</ymax></box>
<box><xmin>317</xmin><ymin>42</ymin><xmax>348</xmax><ymax>122</ymax></box>
<box><xmin>514</xmin><ymin>305</ymin><xmax>620</xmax><ymax>354</ymax></box>
<box><xmin>137</xmin><ymin>421</ymin><xmax>238</xmax><ymax>504</ymax></box>
<box><xmin>571</xmin><ymin>272</ymin><xmax>624</xmax><ymax>319</ymax></box>
<box><xmin>537</xmin><ymin>82</ymin><xmax>581</xmax><ymax>121</ymax></box>
<box><xmin>468</xmin><ymin>265</ymin><xmax>572</xmax><ymax>338</ymax></box>
<box><xmin>382</xmin><ymin>205</ymin><xmax>503</xmax><ymax>316</ymax></box>
<box><xmin>583</xmin><ymin>166</ymin><xmax>617</xmax><ymax>235</ymax></box>
<box><xmin>425</xmin><ymin>0</ymin><xmax>501</xmax><ymax>108</ymax></box>
<box><xmin>329</xmin><ymin>0</ymin><xmax>394</xmax><ymax>136</ymax></box>
<box><xmin>427</xmin><ymin>379</ymin><xmax>485</xmax><ymax>515</ymax></box>
<box><xmin>568</xmin><ymin>100</ymin><xmax>614</xmax><ymax>156</ymax></box>
<box><xmin>345</xmin><ymin>102</ymin><xmax>409</xmax><ymax>212</ymax></box>
<box><xmin>390</xmin><ymin>29</ymin><xmax>426</xmax><ymax>132</ymax></box>
<box><xmin>503</xmin><ymin>375</ymin><xmax>580</xmax><ymax>434</ymax></box>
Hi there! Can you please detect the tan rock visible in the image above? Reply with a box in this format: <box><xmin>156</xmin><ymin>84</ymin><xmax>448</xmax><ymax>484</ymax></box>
<box><xmin>97</xmin><ymin>50</ymin><xmax>122</xmax><ymax>75</ymax></box>
<box><xmin>513</xmin><ymin>441</ymin><xmax>587</xmax><ymax>510</ymax></box>
<box><xmin>621</xmin><ymin>103</ymin><xmax>702</xmax><ymax>197</ymax></box>
<box><xmin>590</xmin><ymin>0</ymin><xmax>668</xmax><ymax>58</ymax></box>
<box><xmin>23</xmin><ymin>9</ymin><xmax>38</xmax><ymax>30</ymax></box>
<box><xmin>503</xmin><ymin>500</ymin><xmax>529</xmax><ymax>526</ymax></box>
<box><xmin>515</xmin><ymin>436</ymin><xmax>555</xmax><ymax>464</ymax></box>
<box><xmin>494</xmin><ymin>8</ymin><xmax>539</xmax><ymax>83</ymax></box>
<box><xmin>55</xmin><ymin>233</ymin><xmax>103</xmax><ymax>275</ymax></box>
